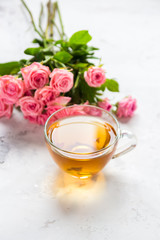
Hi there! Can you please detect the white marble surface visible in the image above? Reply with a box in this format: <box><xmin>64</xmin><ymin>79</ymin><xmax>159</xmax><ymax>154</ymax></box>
<box><xmin>0</xmin><ymin>0</ymin><xmax>160</xmax><ymax>239</ymax></box>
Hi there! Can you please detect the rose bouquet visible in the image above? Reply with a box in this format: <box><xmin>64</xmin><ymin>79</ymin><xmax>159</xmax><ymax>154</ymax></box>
<box><xmin>0</xmin><ymin>0</ymin><xmax>137</xmax><ymax>125</ymax></box>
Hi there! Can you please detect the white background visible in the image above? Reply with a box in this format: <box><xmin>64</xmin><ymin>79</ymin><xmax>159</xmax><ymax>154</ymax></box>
<box><xmin>0</xmin><ymin>0</ymin><xmax>160</xmax><ymax>239</ymax></box>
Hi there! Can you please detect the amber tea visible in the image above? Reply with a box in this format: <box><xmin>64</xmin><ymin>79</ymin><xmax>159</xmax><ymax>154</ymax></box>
<box><xmin>47</xmin><ymin>115</ymin><xmax>117</xmax><ymax>178</ymax></box>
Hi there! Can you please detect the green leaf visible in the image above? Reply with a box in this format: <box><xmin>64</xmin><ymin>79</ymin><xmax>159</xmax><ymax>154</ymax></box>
<box><xmin>95</xmin><ymin>92</ymin><xmax>103</xmax><ymax>96</ymax></box>
<box><xmin>72</xmin><ymin>50</ymin><xmax>88</xmax><ymax>57</ymax></box>
<box><xmin>79</xmin><ymin>79</ymin><xmax>97</xmax><ymax>103</ymax></box>
<box><xmin>74</xmin><ymin>74</ymin><xmax>80</xmax><ymax>89</ymax></box>
<box><xmin>0</xmin><ymin>61</ymin><xmax>21</xmax><ymax>75</ymax></box>
<box><xmin>98</xmin><ymin>64</ymin><xmax>104</xmax><ymax>68</ymax></box>
<box><xmin>32</xmin><ymin>38</ymin><xmax>44</xmax><ymax>46</ymax></box>
<box><xmin>87</xmin><ymin>46</ymin><xmax>99</xmax><ymax>51</ymax></box>
<box><xmin>30</xmin><ymin>52</ymin><xmax>45</xmax><ymax>62</ymax></box>
<box><xmin>46</xmin><ymin>39</ymin><xmax>55</xmax><ymax>44</ymax></box>
<box><xmin>42</xmin><ymin>50</ymin><xmax>53</xmax><ymax>56</ymax></box>
<box><xmin>97</xmin><ymin>83</ymin><xmax>106</xmax><ymax>92</ymax></box>
<box><xmin>55</xmin><ymin>40</ymin><xmax>63</xmax><ymax>45</ymax></box>
<box><xmin>55</xmin><ymin>41</ymin><xmax>69</xmax><ymax>50</ymax></box>
<box><xmin>19</xmin><ymin>59</ymin><xmax>27</xmax><ymax>65</ymax></box>
<box><xmin>24</xmin><ymin>47</ymin><xmax>42</xmax><ymax>55</ymax></box>
<box><xmin>69</xmin><ymin>30</ymin><xmax>92</xmax><ymax>46</ymax></box>
<box><xmin>97</xmin><ymin>79</ymin><xmax>119</xmax><ymax>92</ymax></box>
<box><xmin>54</xmin><ymin>51</ymin><xmax>72</xmax><ymax>63</ymax></box>
<box><xmin>105</xmin><ymin>79</ymin><xmax>119</xmax><ymax>92</ymax></box>
<box><xmin>86</xmin><ymin>56</ymin><xmax>99</xmax><ymax>59</ymax></box>
<box><xmin>74</xmin><ymin>63</ymin><xmax>89</xmax><ymax>68</ymax></box>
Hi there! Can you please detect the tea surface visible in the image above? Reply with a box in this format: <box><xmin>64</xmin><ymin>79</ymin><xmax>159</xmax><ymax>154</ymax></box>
<box><xmin>47</xmin><ymin>116</ymin><xmax>116</xmax><ymax>153</ymax></box>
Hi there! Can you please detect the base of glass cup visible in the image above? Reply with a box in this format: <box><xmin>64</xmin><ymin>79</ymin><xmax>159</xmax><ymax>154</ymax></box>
<box><xmin>64</xmin><ymin>169</ymin><xmax>99</xmax><ymax>179</ymax></box>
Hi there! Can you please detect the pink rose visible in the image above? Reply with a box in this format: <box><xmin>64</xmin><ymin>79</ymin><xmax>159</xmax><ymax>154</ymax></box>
<box><xmin>50</xmin><ymin>69</ymin><xmax>73</xmax><ymax>93</ymax></box>
<box><xmin>0</xmin><ymin>75</ymin><xmax>24</xmax><ymax>104</ymax></box>
<box><xmin>84</xmin><ymin>106</ymin><xmax>102</xmax><ymax>117</ymax></box>
<box><xmin>48</xmin><ymin>96</ymin><xmax>71</xmax><ymax>106</ymax></box>
<box><xmin>84</xmin><ymin>67</ymin><xmax>106</xmax><ymax>87</ymax></box>
<box><xmin>36</xmin><ymin>113</ymin><xmax>48</xmax><ymax>125</ymax></box>
<box><xmin>0</xmin><ymin>99</ymin><xmax>13</xmax><ymax>119</ymax></box>
<box><xmin>16</xmin><ymin>96</ymin><xmax>43</xmax><ymax>117</ymax></box>
<box><xmin>46</xmin><ymin>105</ymin><xmax>84</xmax><ymax>120</ymax></box>
<box><xmin>68</xmin><ymin>105</ymin><xmax>86</xmax><ymax>116</ymax></box>
<box><xmin>116</xmin><ymin>96</ymin><xmax>137</xmax><ymax>118</ymax></box>
<box><xmin>54</xmin><ymin>105</ymin><xmax>87</xmax><ymax>120</ymax></box>
<box><xmin>24</xmin><ymin>90</ymin><xmax>33</xmax><ymax>97</ymax></box>
<box><xmin>98</xmin><ymin>98</ymin><xmax>112</xmax><ymax>111</ymax></box>
<box><xmin>24</xmin><ymin>115</ymin><xmax>37</xmax><ymax>124</ymax></box>
<box><xmin>25</xmin><ymin>113</ymin><xmax>48</xmax><ymax>125</ymax></box>
<box><xmin>46</xmin><ymin>105</ymin><xmax>63</xmax><ymax>117</ymax></box>
<box><xmin>35</xmin><ymin>86</ymin><xmax>59</xmax><ymax>106</ymax></box>
<box><xmin>21</xmin><ymin>62</ymin><xmax>51</xmax><ymax>89</ymax></box>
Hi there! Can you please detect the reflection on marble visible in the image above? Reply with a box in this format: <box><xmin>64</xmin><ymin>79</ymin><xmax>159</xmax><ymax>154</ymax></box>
<box><xmin>43</xmin><ymin>171</ymin><xmax>106</xmax><ymax>209</ymax></box>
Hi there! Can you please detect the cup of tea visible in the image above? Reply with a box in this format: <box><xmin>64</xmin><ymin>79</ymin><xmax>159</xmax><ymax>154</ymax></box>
<box><xmin>44</xmin><ymin>105</ymin><xmax>136</xmax><ymax>178</ymax></box>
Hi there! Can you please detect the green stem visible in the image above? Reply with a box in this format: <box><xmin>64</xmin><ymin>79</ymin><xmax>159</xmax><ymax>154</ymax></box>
<box><xmin>45</xmin><ymin>0</ymin><xmax>51</xmax><ymax>39</ymax></box>
<box><xmin>49</xmin><ymin>62</ymin><xmax>54</xmax><ymax>70</ymax></box>
<box><xmin>50</xmin><ymin>2</ymin><xmax>57</xmax><ymax>38</ymax></box>
<box><xmin>21</xmin><ymin>0</ymin><xmax>44</xmax><ymax>39</ymax></box>
<box><xmin>41</xmin><ymin>56</ymin><xmax>52</xmax><ymax>65</ymax></box>
<box><xmin>43</xmin><ymin>39</ymin><xmax>47</xmax><ymax>48</ymax></box>
<box><xmin>95</xmin><ymin>96</ymin><xmax>102</xmax><ymax>102</ymax></box>
<box><xmin>39</xmin><ymin>3</ymin><xmax>44</xmax><ymax>34</ymax></box>
<box><xmin>51</xmin><ymin>19</ymin><xmax>63</xmax><ymax>39</ymax></box>
<box><xmin>74</xmin><ymin>73</ymin><xmax>80</xmax><ymax>89</ymax></box>
<box><xmin>53</xmin><ymin>59</ymin><xmax>66</xmax><ymax>68</ymax></box>
<box><xmin>55</xmin><ymin>2</ymin><xmax>65</xmax><ymax>39</ymax></box>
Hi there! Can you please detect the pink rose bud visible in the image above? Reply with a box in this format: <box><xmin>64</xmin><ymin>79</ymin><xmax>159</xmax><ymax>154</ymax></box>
<box><xmin>84</xmin><ymin>67</ymin><xmax>106</xmax><ymax>87</ymax></box>
<box><xmin>50</xmin><ymin>68</ymin><xmax>73</xmax><ymax>93</ymax></box>
<box><xmin>16</xmin><ymin>96</ymin><xmax>43</xmax><ymax>117</ymax></box>
<box><xmin>0</xmin><ymin>75</ymin><xmax>24</xmax><ymax>104</ymax></box>
<box><xmin>21</xmin><ymin>62</ymin><xmax>51</xmax><ymax>89</ymax></box>
<box><xmin>48</xmin><ymin>96</ymin><xmax>71</xmax><ymax>106</ymax></box>
<box><xmin>35</xmin><ymin>86</ymin><xmax>60</xmax><ymax>106</ymax></box>
<box><xmin>46</xmin><ymin>105</ymin><xmax>63</xmax><ymax>117</ymax></box>
<box><xmin>0</xmin><ymin>99</ymin><xmax>13</xmax><ymax>119</ymax></box>
<box><xmin>116</xmin><ymin>96</ymin><xmax>137</xmax><ymax>118</ymax></box>
<box><xmin>98</xmin><ymin>98</ymin><xmax>112</xmax><ymax>111</ymax></box>
<box><xmin>83</xmin><ymin>101</ymin><xmax>89</xmax><ymax>105</ymax></box>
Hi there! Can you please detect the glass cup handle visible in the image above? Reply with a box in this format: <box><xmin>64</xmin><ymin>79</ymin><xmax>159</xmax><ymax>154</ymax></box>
<box><xmin>112</xmin><ymin>130</ymin><xmax>137</xmax><ymax>159</ymax></box>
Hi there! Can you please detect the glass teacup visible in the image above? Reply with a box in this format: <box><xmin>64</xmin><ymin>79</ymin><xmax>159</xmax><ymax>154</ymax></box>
<box><xmin>44</xmin><ymin>105</ymin><xmax>136</xmax><ymax>178</ymax></box>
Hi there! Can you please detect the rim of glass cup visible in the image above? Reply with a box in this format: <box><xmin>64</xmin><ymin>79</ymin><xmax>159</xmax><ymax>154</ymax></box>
<box><xmin>44</xmin><ymin>105</ymin><xmax>120</xmax><ymax>155</ymax></box>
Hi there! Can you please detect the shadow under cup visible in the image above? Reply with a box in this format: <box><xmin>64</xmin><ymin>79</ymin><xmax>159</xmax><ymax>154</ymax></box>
<box><xmin>44</xmin><ymin>105</ymin><xmax>136</xmax><ymax>178</ymax></box>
